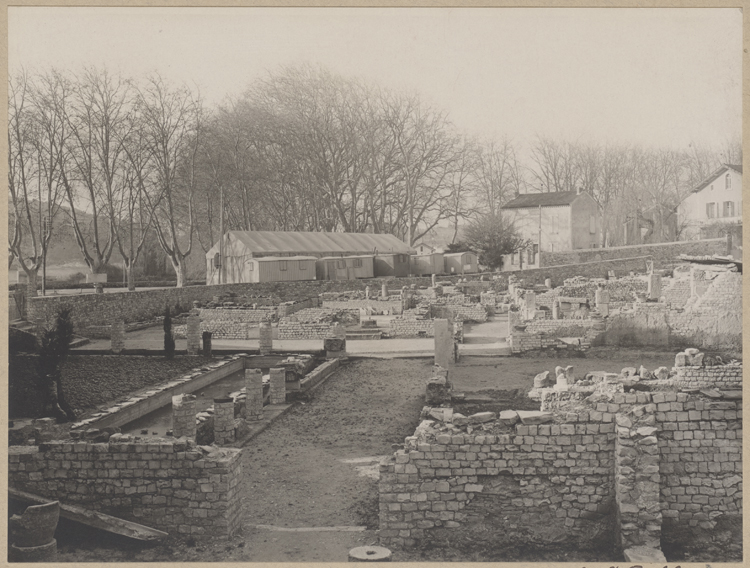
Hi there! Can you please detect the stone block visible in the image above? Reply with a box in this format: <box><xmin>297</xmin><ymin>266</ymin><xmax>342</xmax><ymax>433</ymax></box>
<box><xmin>623</xmin><ymin>546</ymin><xmax>666</xmax><ymax>563</ymax></box>
<box><xmin>425</xmin><ymin>376</ymin><xmax>452</xmax><ymax>406</ymax></box>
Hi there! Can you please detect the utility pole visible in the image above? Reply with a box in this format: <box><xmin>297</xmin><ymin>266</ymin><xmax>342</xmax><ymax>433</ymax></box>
<box><xmin>42</xmin><ymin>216</ymin><xmax>48</xmax><ymax>296</ymax></box>
<box><xmin>219</xmin><ymin>185</ymin><xmax>224</xmax><ymax>285</ymax></box>
<box><xmin>538</xmin><ymin>204</ymin><xmax>542</xmax><ymax>266</ymax></box>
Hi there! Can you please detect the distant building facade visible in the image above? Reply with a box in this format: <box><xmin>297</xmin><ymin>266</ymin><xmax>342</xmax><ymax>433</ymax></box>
<box><xmin>677</xmin><ymin>164</ymin><xmax>742</xmax><ymax>240</ymax></box>
<box><xmin>501</xmin><ymin>190</ymin><xmax>601</xmax><ymax>252</ymax></box>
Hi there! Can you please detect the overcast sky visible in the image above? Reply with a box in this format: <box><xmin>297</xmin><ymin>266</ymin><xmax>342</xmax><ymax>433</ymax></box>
<box><xmin>9</xmin><ymin>7</ymin><xmax>742</xmax><ymax>152</ymax></box>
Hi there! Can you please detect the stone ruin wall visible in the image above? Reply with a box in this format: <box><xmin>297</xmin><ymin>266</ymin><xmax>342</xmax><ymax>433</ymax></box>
<box><xmin>8</xmin><ymin>437</ymin><xmax>243</xmax><ymax>539</ymax></box>
<box><xmin>321</xmin><ymin>299</ymin><xmax>404</xmax><ymax>315</ymax></box>
<box><xmin>388</xmin><ymin>318</ymin><xmax>464</xmax><ymax>340</ymax></box>
<box><xmin>378</xmin><ymin>362</ymin><xmax>742</xmax><ymax>556</ymax></box>
<box><xmin>508</xmin><ymin>267</ymin><xmax>741</xmax><ymax>353</ymax></box>
<box><xmin>277</xmin><ymin>308</ymin><xmax>360</xmax><ymax>340</ymax></box>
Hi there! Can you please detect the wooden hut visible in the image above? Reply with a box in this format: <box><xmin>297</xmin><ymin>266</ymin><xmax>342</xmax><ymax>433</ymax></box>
<box><xmin>374</xmin><ymin>253</ymin><xmax>411</xmax><ymax>277</ymax></box>
<box><xmin>443</xmin><ymin>252</ymin><xmax>479</xmax><ymax>275</ymax></box>
<box><xmin>316</xmin><ymin>255</ymin><xmax>375</xmax><ymax>281</ymax></box>
<box><xmin>410</xmin><ymin>253</ymin><xmax>445</xmax><ymax>276</ymax></box>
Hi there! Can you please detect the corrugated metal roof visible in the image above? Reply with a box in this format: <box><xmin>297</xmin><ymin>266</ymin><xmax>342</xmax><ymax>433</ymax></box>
<box><xmin>318</xmin><ymin>254</ymin><xmax>375</xmax><ymax>260</ymax></box>
<box><xmin>254</xmin><ymin>256</ymin><xmax>318</xmax><ymax>262</ymax></box>
<box><xmin>207</xmin><ymin>231</ymin><xmax>414</xmax><ymax>257</ymax></box>
<box><xmin>501</xmin><ymin>191</ymin><xmax>579</xmax><ymax>209</ymax></box>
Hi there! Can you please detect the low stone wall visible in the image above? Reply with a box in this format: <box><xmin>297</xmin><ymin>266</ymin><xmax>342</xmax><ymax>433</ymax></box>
<box><xmin>429</xmin><ymin>304</ymin><xmax>488</xmax><ymax>323</ymax></box>
<box><xmin>540</xmin><ymin>238</ymin><xmax>727</xmax><ymax>268</ymax></box>
<box><xmin>388</xmin><ymin>318</ymin><xmax>464</xmax><ymax>339</ymax></box>
<box><xmin>277</xmin><ymin>321</ymin><xmax>335</xmax><ymax>340</ymax></box>
<box><xmin>321</xmin><ymin>299</ymin><xmax>403</xmax><ymax>315</ymax></box>
<box><xmin>509</xmin><ymin>317</ymin><xmax>605</xmax><ymax>353</ymax></box>
<box><xmin>669</xmin><ymin>364</ymin><xmax>742</xmax><ymax>390</ymax></box>
<box><xmin>8</xmin><ymin>436</ymin><xmax>242</xmax><ymax>538</ymax></box>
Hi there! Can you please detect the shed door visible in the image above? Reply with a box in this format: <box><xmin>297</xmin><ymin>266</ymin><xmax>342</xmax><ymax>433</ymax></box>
<box><xmin>327</xmin><ymin>261</ymin><xmax>337</xmax><ymax>280</ymax></box>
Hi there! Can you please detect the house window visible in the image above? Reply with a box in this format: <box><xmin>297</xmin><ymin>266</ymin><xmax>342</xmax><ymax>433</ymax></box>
<box><xmin>279</xmin><ymin>260</ymin><xmax>288</xmax><ymax>271</ymax></box>
<box><xmin>710</xmin><ymin>184</ymin><xmax>714</xmax><ymax>191</ymax></box>
<box><xmin>353</xmin><ymin>258</ymin><xmax>363</xmax><ymax>268</ymax></box>
<box><xmin>248</xmin><ymin>262</ymin><xmax>254</xmax><ymax>271</ymax></box>
<box><xmin>511</xmin><ymin>252</ymin><xmax>518</xmax><ymax>266</ymax></box>
<box><xmin>589</xmin><ymin>215</ymin><xmax>596</xmax><ymax>234</ymax></box>
<box><xmin>706</xmin><ymin>203</ymin><xmax>716</xmax><ymax>219</ymax></box>
<box><xmin>726</xmin><ymin>173</ymin><xmax>731</xmax><ymax>189</ymax></box>
<box><xmin>336</xmin><ymin>259</ymin><xmax>346</xmax><ymax>269</ymax></box>
<box><xmin>298</xmin><ymin>261</ymin><xmax>306</xmax><ymax>270</ymax></box>
<box><xmin>723</xmin><ymin>201</ymin><xmax>734</xmax><ymax>217</ymax></box>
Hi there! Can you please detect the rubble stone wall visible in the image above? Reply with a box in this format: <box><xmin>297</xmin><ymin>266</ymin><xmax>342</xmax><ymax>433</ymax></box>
<box><xmin>8</xmin><ymin>438</ymin><xmax>243</xmax><ymax>538</ymax></box>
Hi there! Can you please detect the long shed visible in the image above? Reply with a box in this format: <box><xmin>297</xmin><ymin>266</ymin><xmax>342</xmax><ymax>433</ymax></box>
<box><xmin>206</xmin><ymin>230</ymin><xmax>414</xmax><ymax>284</ymax></box>
<box><xmin>316</xmin><ymin>255</ymin><xmax>375</xmax><ymax>281</ymax></box>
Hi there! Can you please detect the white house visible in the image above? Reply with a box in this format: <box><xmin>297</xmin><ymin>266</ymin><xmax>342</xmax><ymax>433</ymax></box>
<box><xmin>677</xmin><ymin>164</ymin><xmax>742</xmax><ymax>240</ymax></box>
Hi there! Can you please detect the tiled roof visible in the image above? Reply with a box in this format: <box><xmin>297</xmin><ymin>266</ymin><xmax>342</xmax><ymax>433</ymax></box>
<box><xmin>694</xmin><ymin>164</ymin><xmax>743</xmax><ymax>193</ymax></box>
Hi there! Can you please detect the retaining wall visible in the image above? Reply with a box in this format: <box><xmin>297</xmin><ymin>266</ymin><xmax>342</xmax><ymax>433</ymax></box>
<box><xmin>27</xmin><ymin>277</ymin><xmax>449</xmax><ymax>333</ymax></box>
<box><xmin>8</xmin><ymin>437</ymin><xmax>242</xmax><ymax>538</ymax></box>
<box><xmin>540</xmin><ymin>238</ymin><xmax>727</xmax><ymax>268</ymax></box>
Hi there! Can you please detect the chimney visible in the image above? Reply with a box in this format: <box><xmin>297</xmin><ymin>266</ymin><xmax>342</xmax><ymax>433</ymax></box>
<box><xmin>576</xmin><ymin>187</ymin><xmax>582</xmax><ymax>195</ymax></box>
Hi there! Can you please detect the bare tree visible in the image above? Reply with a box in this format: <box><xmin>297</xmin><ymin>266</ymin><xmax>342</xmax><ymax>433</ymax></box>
<box><xmin>58</xmin><ymin>68</ymin><xmax>133</xmax><ymax>282</ymax></box>
<box><xmin>137</xmin><ymin>75</ymin><xmax>202</xmax><ymax>287</ymax></box>
<box><xmin>8</xmin><ymin>70</ymin><xmax>68</xmax><ymax>295</ymax></box>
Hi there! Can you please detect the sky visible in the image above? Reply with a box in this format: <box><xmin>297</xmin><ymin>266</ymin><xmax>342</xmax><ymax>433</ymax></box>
<box><xmin>8</xmin><ymin>7</ymin><xmax>743</xmax><ymax>152</ymax></box>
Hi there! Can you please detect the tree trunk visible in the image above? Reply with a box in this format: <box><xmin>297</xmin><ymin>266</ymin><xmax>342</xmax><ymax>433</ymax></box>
<box><xmin>171</xmin><ymin>256</ymin><xmax>188</xmax><ymax>288</ymax></box>
<box><xmin>126</xmin><ymin>262</ymin><xmax>136</xmax><ymax>291</ymax></box>
<box><xmin>26</xmin><ymin>269</ymin><xmax>39</xmax><ymax>298</ymax></box>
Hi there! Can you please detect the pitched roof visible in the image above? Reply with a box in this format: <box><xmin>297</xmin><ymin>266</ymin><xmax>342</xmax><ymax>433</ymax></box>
<box><xmin>501</xmin><ymin>191</ymin><xmax>580</xmax><ymax>209</ymax></box>
<box><xmin>694</xmin><ymin>164</ymin><xmax>743</xmax><ymax>193</ymax></box>
<box><xmin>207</xmin><ymin>230</ymin><xmax>414</xmax><ymax>257</ymax></box>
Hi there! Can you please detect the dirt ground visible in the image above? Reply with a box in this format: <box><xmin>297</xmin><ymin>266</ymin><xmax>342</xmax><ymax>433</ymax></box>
<box><xmin>43</xmin><ymin>349</ymin><xmax>720</xmax><ymax>562</ymax></box>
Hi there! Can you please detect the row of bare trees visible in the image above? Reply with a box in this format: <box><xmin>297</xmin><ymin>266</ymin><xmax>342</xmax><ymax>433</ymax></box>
<box><xmin>9</xmin><ymin>64</ymin><xmax>741</xmax><ymax>289</ymax></box>
<box><xmin>9</xmin><ymin>68</ymin><xmax>201</xmax><ymax>290</ymax></box>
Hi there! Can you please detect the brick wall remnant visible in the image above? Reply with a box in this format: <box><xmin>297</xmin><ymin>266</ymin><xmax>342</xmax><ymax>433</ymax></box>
<box><xmin>213</xmin><ymin>398</ymin><xmax>236</xmax><ymax>445</ymax></box>
<box><xmin>269</xmin><ymin>367</ymin><xmax>286</xmax><ymax>405</ymax></box>
<box><xmin>172</xmin><ymin>393</ymin><xmax>197</xmax><ymax>440</ymax></box>
<box><xmin>9</xmin><ymin>438</ymin><xmax>243</xmax><ymax>538</ymax></box>
<box><xmin>615</xmin><ymin>409</ymin><xmax>662</xmax><ymax>553</ymax></box>
<box><xmin>244</xmin><ymin>369</ymin><xmax>263</xmax><ymax>421</ymax></box>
